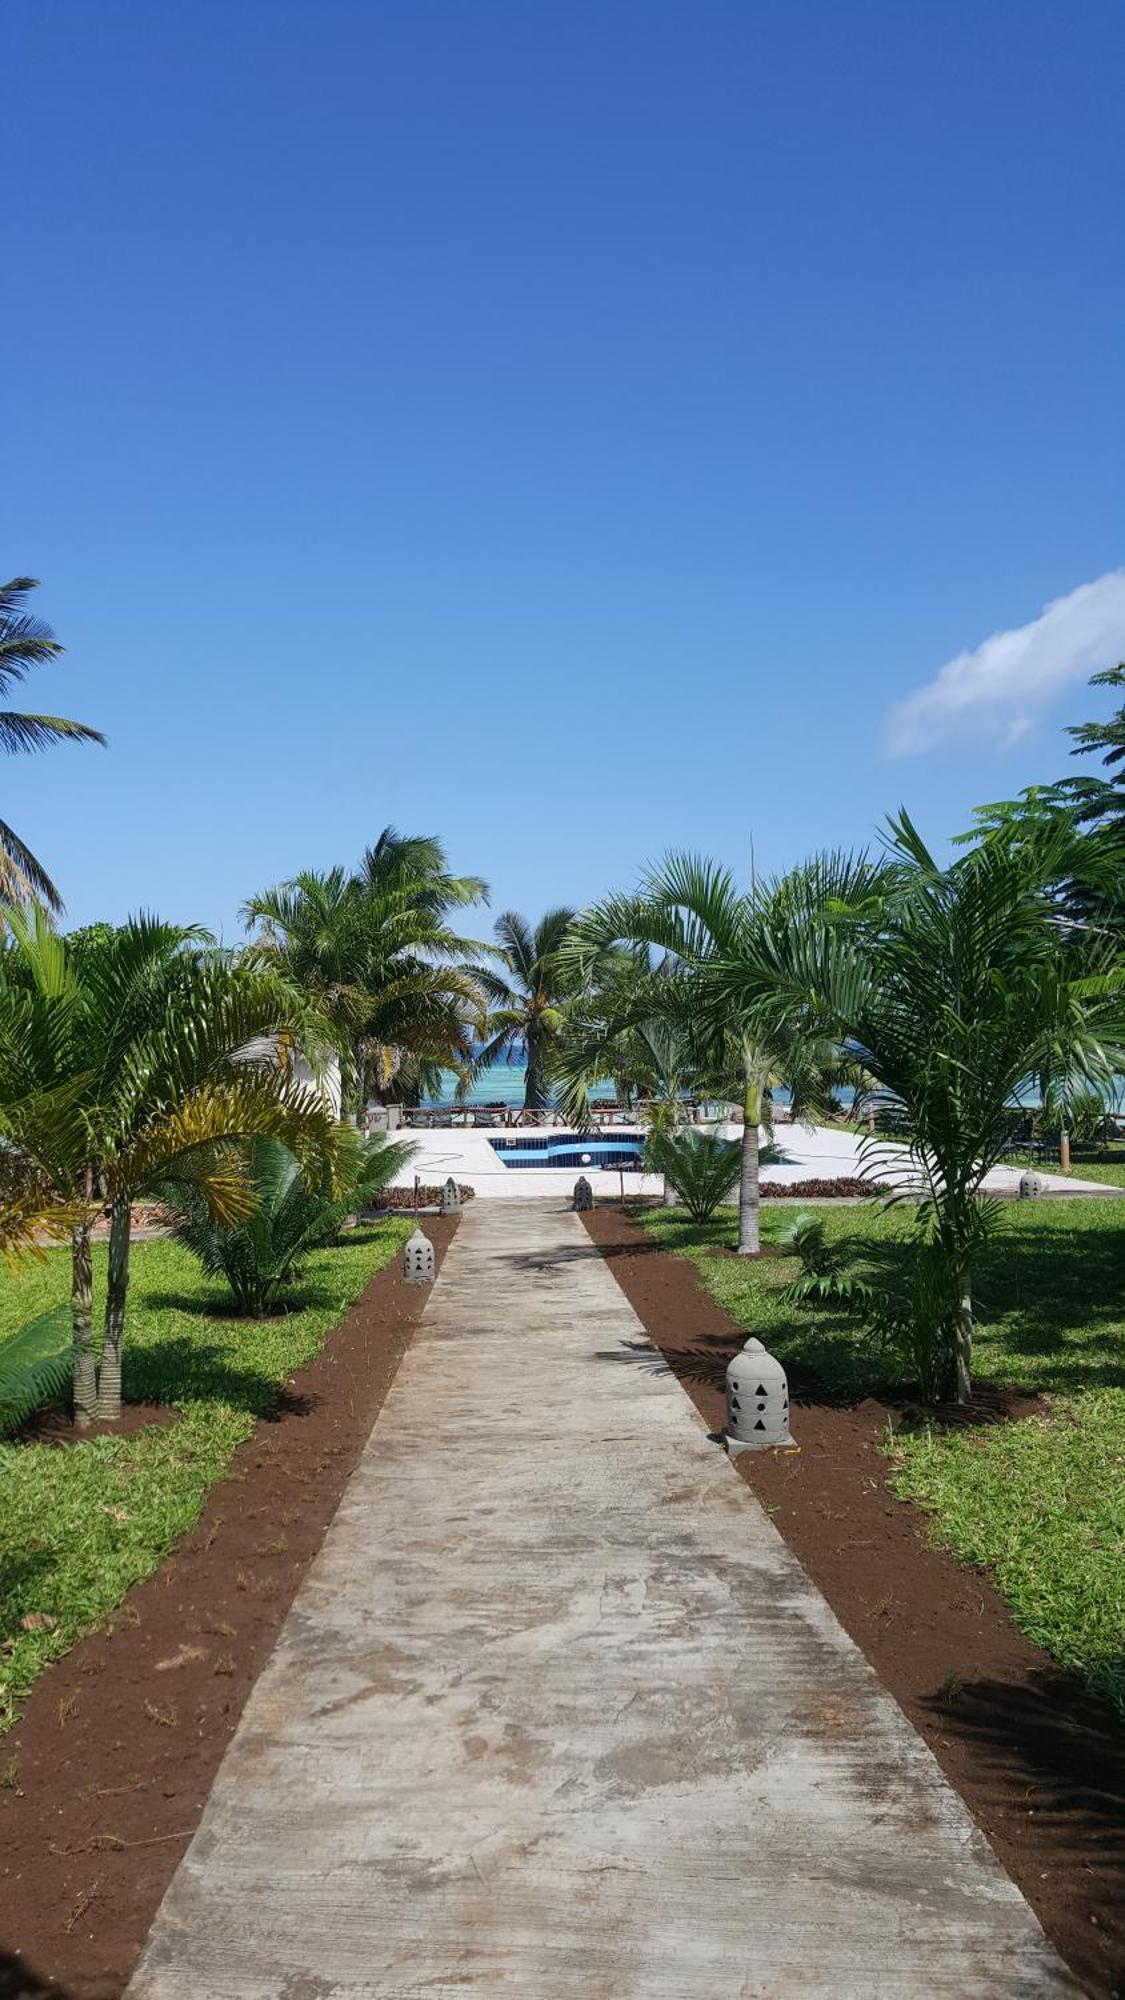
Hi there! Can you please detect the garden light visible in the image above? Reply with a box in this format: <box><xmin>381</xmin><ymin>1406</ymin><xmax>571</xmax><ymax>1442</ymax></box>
<box><xmin>404</xmin><ymin>1227</ymin><xmax>436</xmax><ymax>1284</ymax></box>
<box><xmin>725</xmin><ymin>1336</ymin><xmax>794</xmax><ymax>1455</ymax></box>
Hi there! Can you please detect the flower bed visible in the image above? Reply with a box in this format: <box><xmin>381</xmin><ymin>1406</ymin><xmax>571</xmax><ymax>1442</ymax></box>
<box><xmin>372</xmin><ymin>1182</ymin><xmax>476</xmax><ymax>1210</ymax></box>
<box><xmin>760</xmin><ymin>1177</ymin><xmax>883</xmax><ymax>1199</ymax></box>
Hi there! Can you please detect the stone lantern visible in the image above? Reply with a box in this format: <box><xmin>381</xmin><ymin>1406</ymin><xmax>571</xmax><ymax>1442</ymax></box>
<box><xmin>404</xmin><ymin>1226</ymin><xmax>435</xmax><ymax>1284</ymax></box>
<box><xmin>1018</xmin><ymin>1169</ymin><xmax>1043</xmax><ymax>1199</ymax></box>
<box><xmin>725</xmin><ymin>1336</ymin><xmax>793</xmax><ymax>1455</ymax></box>
<box><xmin>572</xmin><ymin>1176</ymin><xmax>594</xmax><ymax>1211</ymax></box>
<box><xmin>440</xmin><ymin>1176</ymin><xmax>462</xmax><ymax>1214</ymax></box>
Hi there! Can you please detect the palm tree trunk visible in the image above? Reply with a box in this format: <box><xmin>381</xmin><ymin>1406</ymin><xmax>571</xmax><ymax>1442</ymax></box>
<box><xmin>737</xmin><ymin>1069</ymin><xmax>762</xmax><ymax>1256</ymax></box>
<box><xmin>524</xmin><ymin>1033</ymin><xmax>546</xmax><ymax>1111</ymax></box>
<box><xmin>70</xmin><ymin>1220</ymin><xmax>97</xmax><ymax>1427</ymax></box>
<box><xmin>96</xmin><ymin>1195</ymin><xmax>131</xmax><ymax>1421</ymax></box>
<box><xmin>954</xmin><ymin>1279</ymin><xmax>973</xmax><ymax>1406</ymax></box>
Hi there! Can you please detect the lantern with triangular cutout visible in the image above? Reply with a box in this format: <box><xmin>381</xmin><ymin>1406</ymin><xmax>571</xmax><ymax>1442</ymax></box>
<box><xmin>725</xmin><ymin>1335</ymin><xmax>793</xmax><ymax>1456</ymax></box>
<box><xmin>404</xmin><ymin>1226</ymin><xmax>435</xmax><ymax>1284</ymax></box>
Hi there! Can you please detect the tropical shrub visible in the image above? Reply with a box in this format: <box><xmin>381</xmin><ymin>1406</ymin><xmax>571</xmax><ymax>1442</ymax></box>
<box><xmin>778</xmin><ymin>1209</ymin><xmax>987</xmax><ymax>1403</ymax></box>
<box><xmin>760</xmin><ymin>1176</ymin><xmax>877</xmax><ymax>1199</ymax></box>
<box><xmin>777</xmin><ymin>1213</ymin><xmax>873</xmax><ymax>1308</ymax></box>
<box><xmin>644</xmin><ymin>1129</ymin><xmax>741</xmax><ymax>1224</ymax></box>
<box><xmin>167</xmin><ymin>1131</ymin><xmax>414</xmax><ymax>1315</ymax></box>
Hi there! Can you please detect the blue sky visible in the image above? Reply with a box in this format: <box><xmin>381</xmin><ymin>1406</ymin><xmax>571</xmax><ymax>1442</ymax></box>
<box><xmin>4</xmin><ymin>0</ymin><xmax>1124</xmax><ymax>938</ymax></box>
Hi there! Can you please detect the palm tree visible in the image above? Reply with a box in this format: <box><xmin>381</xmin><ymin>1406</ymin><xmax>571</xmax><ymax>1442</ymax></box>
<box><xmin>474</xmin><ymin>909</ymin><xmax>578</xmax><ymax>1110</ymax></box>
<box><xmin>566</xmin><ymin>859</ymin><xmax>845</xmax><ymax>1253</ymax></box>
<box><xmin>357</xmin><ymin>827</ymin><xmax>488</xmax><ymax>915</ymax></box>
<box><xmin>243</xmin><ymin>830</ymin><xmax>489</xmax><ymax>1113</ymax></box>
<box><xmin>0</xmin><ymin>1146</ymin><xmax>82</xmax><ymax>1267</ymax></box>
<box><xmin>0</xmin><ymin>909</ymin><xmax>338</xmax><ymax>1422</ymax></box>
<box><xmin>0</xmin><ymin>578</ymin><xmax>104</xmax><ymax>909</ymax></box>
<box><xmin>714</xmin><ymin>814</ymin><xmax>1125</xmax><ymax>1401</ymax></box>
<box><xmin>554</xmin><ymin>954</ymin><xmax>714</xmax><ymax>1201</ymax></box>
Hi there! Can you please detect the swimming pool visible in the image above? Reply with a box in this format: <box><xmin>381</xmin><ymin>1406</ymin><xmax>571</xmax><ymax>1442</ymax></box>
<box><xmin>488</xmin><ymin>1132</ymin><xmax>646</xmax><ymax>1171</ymax></box>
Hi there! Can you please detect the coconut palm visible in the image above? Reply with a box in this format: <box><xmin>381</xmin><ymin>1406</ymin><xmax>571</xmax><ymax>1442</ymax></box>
<box><xmin>356</xmin><ymin>827</ymin><xmax>488</xmax><ymax>915</ymax></box>
<box><xmin>0</xmin><ymin>578</ymin><xmax>104</xmax><ymax>909</ymax></box>
<box><xmin>0</xmin><ymin>909</ymin><xmax>338</xmax><ymax>1422</ymax></box>
<box><xmin>473</xmin><ymin>909</ymin><xmax>579</xmax><ymax>1110</ymax></box>
<box><xmin>713</xmin><ymin>814</ymin><xmax>1125</xmax><ymax>1401</ymax></box>
<box><xmin>243</xmin><ymin>830</ymin><xmax>489</xmax><ymax>1112</ymax></box>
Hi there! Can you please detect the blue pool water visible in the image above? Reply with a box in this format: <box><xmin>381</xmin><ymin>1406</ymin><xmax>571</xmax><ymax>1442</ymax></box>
<box><xmin>488</xmin><ymin>1132</ymin><xmax>645</xmax><ymax>1170</ymax></box>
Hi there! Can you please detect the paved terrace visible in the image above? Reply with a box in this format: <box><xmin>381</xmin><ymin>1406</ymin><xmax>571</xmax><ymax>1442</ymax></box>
<box><xmin>393</xmin><ymin>1116</ymin><xmax>1117</xmax><ymax>1201</ymax></box>
<box><xmin>129</xmin><ymin>1199</ymin><xmax>1074</xmax><ymax>1998</ymax></box>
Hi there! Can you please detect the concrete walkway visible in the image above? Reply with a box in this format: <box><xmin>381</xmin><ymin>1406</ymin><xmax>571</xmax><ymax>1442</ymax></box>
<box><xmin>129</xmin><ymin>1201</ymin><xmax>1075</xmax><ymax>1998</ymax></box>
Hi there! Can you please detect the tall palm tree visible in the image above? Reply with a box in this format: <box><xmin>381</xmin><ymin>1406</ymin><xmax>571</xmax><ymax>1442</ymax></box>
<box><xmin>714</xmin><ymin>814</ymin><xmax>1125</xmax><ymax>1401</ymax></box>
<box><xmin>567</xmin><ymin>856</ymin><xmax>864</xmax><ymax>1252</ymax></box>
<box><xmin>555</xmin><ymin>966</ymin><xmax>706</xmax><ymax>1203</ymax></box>
<box><xmin>0</xmin><ymin>578</ymin><xmax>104</xmax><ymax>909</ymax></box>
<box><xmin>357</xmin><ymin>827</ymin><xmax>488</xmax><ymax>915</ymax></box>
<box><xmin>474</xmin><ymin>908</ymin><xmax>578</xmax><ymax>1110</ymax></box>
<box><xmin>243</xmin><ymin>830</ymin><xmax>490</xmax><ymax>1112</ymax></box>
<box><xmin>0</xmin><ymin>909</ymin><xmax>337</xmax><ymax>1422</ymax></box>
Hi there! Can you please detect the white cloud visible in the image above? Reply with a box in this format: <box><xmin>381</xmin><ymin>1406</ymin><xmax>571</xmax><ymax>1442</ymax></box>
<box><xmin>885</xmin><ymin>570</ymin><xmax>1125</xmax><ymax>757</ymax></box>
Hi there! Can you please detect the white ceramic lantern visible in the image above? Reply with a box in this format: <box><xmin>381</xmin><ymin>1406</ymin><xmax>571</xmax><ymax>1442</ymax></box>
<box><xmin>404</xmin><ymin>1226</ymin><xmax>435</xmax><ymax>1284</ymax></box>
<box><xmin>440</xmin><ymin>1176</ymin><xmax>462</xmax><ymax>1214</ymax></box>
<box><xmin>725</xmin><ymin>1336</ymin><xmax>793</xmax><ymax>1455</ymax></box>
<box><xmin>572</xmin><ymin>1175</ymin><xmax>594</xmax><ymax>1212</ymax></box>
<box><xmin>1018</xmin><ymin>1170</ymin><xmax>1043</xmax><ymax>1199</ymax></box>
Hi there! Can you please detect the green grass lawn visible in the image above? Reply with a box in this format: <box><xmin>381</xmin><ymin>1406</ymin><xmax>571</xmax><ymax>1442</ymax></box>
<box><xmin>639</xmin><ymin>1199</ymin><xmax>1125</xmax><ymax>1715</ymax></box>
<box><xmin>1000</xmin><ymin>1142</ymin><xmax>1125</xmax><ymax>1189</ymax></box>
<box><xmin>1059</xmin><ymin>1157</ymin><xmax>1125</xmax><ymax>1188</ymax></box>
<box><xmin>0</xmin><ymin>1222</ymin><xmax>411</xmax><ymax>1729</ymax></box>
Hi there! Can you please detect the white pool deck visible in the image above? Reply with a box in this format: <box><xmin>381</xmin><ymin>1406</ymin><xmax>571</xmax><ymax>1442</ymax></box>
<box><xmin>393</xmin><ymin>1120</ymin><xmax>1118</xmax><ymax>1202</ymax></box>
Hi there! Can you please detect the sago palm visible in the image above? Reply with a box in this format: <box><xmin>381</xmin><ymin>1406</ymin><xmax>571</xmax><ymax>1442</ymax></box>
<box><xmin>0</xmin><ymin>910</ymin><xmax>338</xmax><ymax>1421</ymax></box>
<box><xmin>166</xmin><ymin>1127</ymin><xmax>415</xmax><ymax>1315</ymax></box>
<box><xmin>0</xmin><ymin>578</ymin><xmax>104</xmax><ymax>909</ymax></box>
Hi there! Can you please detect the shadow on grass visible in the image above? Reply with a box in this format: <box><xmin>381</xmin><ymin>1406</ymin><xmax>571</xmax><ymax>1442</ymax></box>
<box><xmin>140</xmin><ymin>1284</ymin><xmax>339</xmax><ymax>1323</ymax></box>
<box><xmin>124</xmin><ymin>1336</ymin><xmax>317</xmax><ymax>1420</ymax></box>
<box><xmin>616</xmin><ymin>1206</ymin><xmax>1125</xmax><ymax>1407</ymax></box>
<box><xmin>0</xmin><ymin>1545</ymin><xmax>59</xmax><ymax>1619</ymax></box>
<box><xmin>853</xmin><ymin>1219</ymin><xmax>1125</xmax><ymax>1395</ymax></box>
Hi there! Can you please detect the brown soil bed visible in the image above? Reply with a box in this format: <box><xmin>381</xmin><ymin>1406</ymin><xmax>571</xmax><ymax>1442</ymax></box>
<box><xmin>0</xmin><ymin>1216</ymin><xmax>458</xmax><ymax>2000</ymax></box>
<box><xmin>15</xmin><ymin>1406</ymin><xmax>183</xmax><ymax>1451</ymax></box>
<box><xmin>582</xmin><ymin>1203</ymin><xmax>1125</xmax><ymax>2000</ymax></box>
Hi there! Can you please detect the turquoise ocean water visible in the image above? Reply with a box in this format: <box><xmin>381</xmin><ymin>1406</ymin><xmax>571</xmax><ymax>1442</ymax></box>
<box><xmin>424</xmin><ymin>1059</ymin><xmax>1113</xmax><ymax>1116</ymax></box>
<box><xmin>424</xmin><ymin>1061</ymin><xmax>573</xmax><ymax>1109</ymax></box>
